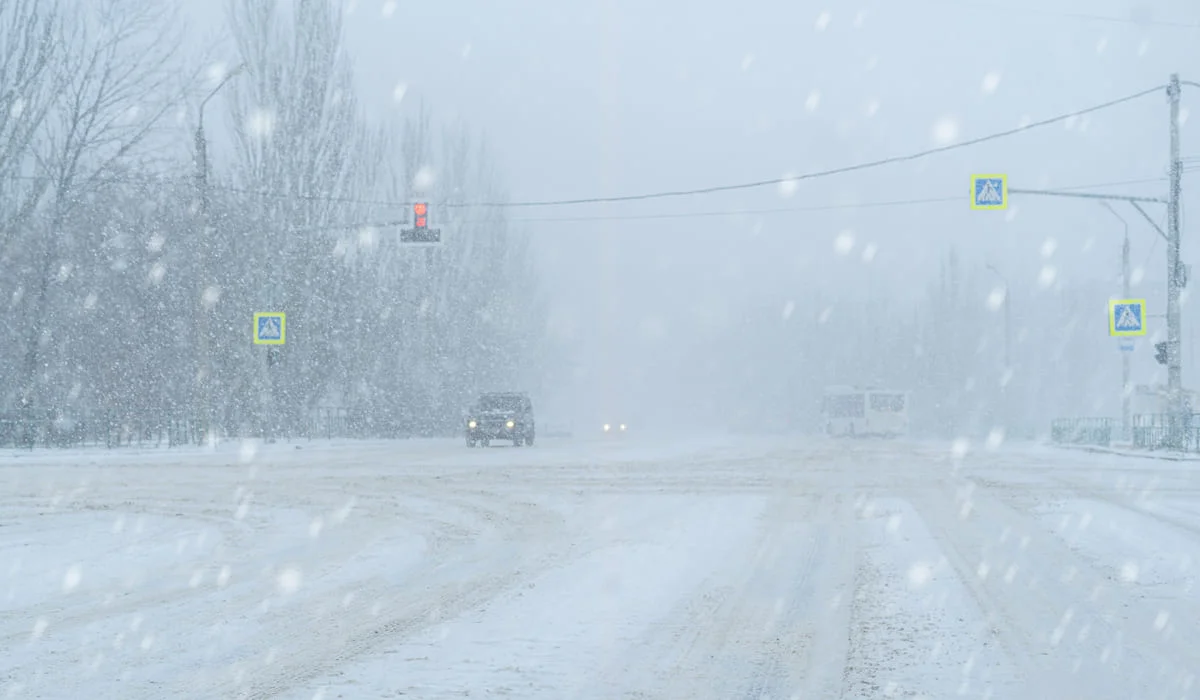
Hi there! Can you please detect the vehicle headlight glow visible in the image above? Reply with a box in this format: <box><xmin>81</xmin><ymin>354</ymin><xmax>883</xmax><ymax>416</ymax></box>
<box><xmin>603</xmin><ymin>423</ymin><xmax>611</xmax><ymax>432</ymax></box>
<box><xmin>506</xmin><ymin>420</ymin><xmax>515</xmax><ymax>429</ymax></box>
<box><xmin>468</xmin><ymin>420</ymin><xmax>477</xmax><ymax>429</ymax></box>
<box><xmin>619</xmin><ymin>424</ymin><xmax>626</xmax><ymax>431</ymax></box>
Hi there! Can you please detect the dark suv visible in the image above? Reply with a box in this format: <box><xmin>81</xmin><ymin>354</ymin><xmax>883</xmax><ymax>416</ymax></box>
<box><xmin>466</xmin><ymin>392</ymin><xmax>535</xmax><ymax>447</ymax></box>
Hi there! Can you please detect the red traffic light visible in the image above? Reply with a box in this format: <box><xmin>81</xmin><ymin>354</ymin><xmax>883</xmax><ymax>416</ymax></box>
<box><xmin>413</xmin><ymin>202</ymin><xmax>428</xmax><ymax>228</ymax></box>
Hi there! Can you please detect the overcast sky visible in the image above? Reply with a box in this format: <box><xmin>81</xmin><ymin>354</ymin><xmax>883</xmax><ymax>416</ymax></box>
<box><xmin>182</xmin><ymin>0</ymin><xmax>1200</xmax><ymax>427</ymax></box>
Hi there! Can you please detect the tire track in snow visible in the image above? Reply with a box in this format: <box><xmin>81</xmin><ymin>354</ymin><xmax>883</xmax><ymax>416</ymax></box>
<box><xmin>622</xmin><ymin>490</ymin><xmax>851</xmax><ymax>700</ymax></box>
<box><xmin>914</xmin><ymin>479</ymin><xmax>1199</xmax><ymax>699</ymax></box>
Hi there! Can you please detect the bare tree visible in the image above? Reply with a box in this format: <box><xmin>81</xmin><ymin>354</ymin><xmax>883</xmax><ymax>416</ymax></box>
<box><xmin>16</xmin><ymin>0</ymin><xmax>189</xmax><ymax>413</ymax></box>
<box><xmin>224</xmin><ymin>0</ymin><xmax>380</xmax><ymax>433</ymax></box>
<box><xmin>0</xmin><ymin>0</ymin><xmax>64</xmax><ymax>250</ymax></box>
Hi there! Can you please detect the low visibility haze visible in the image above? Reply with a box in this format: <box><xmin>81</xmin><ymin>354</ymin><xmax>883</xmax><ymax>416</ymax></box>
<box><xmin>341</xmin><ymin>0</ymin><xmax>1200</xmax><ymax>437</ymax></box>
<box><xmin>2</xmin><ymin>0</ymin><xmax>1199</xmax><ymax>439</ymax></box>
<box><xmin>9</xmin><ymin>3</ymin><xmax>1200</xmax><ymax>698</ymax></box>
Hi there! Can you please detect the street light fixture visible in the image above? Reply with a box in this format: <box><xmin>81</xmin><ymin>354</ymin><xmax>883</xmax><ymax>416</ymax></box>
<box><xmin>194</xmin><ymin>62</ymin><xmax>246</xmax><ymax>445</ymax></box>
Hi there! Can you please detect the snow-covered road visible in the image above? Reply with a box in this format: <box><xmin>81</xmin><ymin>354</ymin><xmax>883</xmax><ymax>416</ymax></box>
<box><xmin>2</xmin><ymin>436</ymin><xmax>1198</xmax><ymax>699</ymax></box>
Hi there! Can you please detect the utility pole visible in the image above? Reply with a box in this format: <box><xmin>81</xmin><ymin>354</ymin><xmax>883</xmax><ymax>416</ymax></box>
<box><xmin>194</xmin><ymin>64</ymin><xmax>244</xmax><ymax>445</ymax></box>
<box><xmin>1166</xmin><ymin>73</ymin><xmax>1184</xmax><ymax>446</ymax></box>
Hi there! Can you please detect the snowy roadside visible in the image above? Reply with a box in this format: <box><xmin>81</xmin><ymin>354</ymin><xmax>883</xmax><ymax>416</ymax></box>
<box><xmin>1046</xmin><ymin>442</ymin><xmax>1200</xmax><ymax>462</ymax></box>
<box><xmin>2</xmin><ymin>437</ymin><xmax>1200</xmax><ymax>698</ymax></box>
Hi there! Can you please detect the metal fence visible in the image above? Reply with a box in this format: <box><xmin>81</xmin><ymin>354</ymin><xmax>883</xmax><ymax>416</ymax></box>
<box><xmin>1131</xmin><ymin>413</ymin><xmax>1200</xmax><ymax>452</ymax></box>
<box><xmin>1049</xmin><ymin>417</ymin><xmax>1115</xmax><ymax>447</ymax></box>
<box><xmin>1050</xmin><ymin>413</ymin><xmax>1200</xmax><ymax>453</ymax></box>
<box><xmin>0</xmin><ymin>406</ymin><xmax>444</xmax><ymax>449</ymax></box>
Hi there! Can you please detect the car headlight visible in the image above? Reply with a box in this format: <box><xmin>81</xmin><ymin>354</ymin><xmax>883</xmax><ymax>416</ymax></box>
<box><xmin>603</xmin><ymin>423</ymin><xmax>611</xmax><ymax>432</ymax></box>
<box><xmin>506</xmin><ymin>420</ymin><xmax>515</xmax><ymax>429</ymax></box>
<box><xmin>468</xmin><ymin>420</ymin><xmax>477</xmax><ymax>429</ymax></box>
<box><xmin>620</xmin><ymin>424</ymin><xmax>626</xmax><ymax>431</ymax></box>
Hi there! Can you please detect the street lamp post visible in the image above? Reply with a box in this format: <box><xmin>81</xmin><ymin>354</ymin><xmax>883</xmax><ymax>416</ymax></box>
<box><xmin>986</xmin><ymin>263</ymin><xmax>1011</xmax><ymax>433</ymax></box>
<box><xmin>194</xmin><ymin>64</ymin><xmax>244</xmax><ymax>445</ymax></box>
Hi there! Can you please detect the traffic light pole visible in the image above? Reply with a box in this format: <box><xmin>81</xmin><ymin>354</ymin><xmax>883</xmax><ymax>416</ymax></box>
<box><xmin>1166</xmin><ymin>73</ymin><xmax>1185</xmax><ymax>447</ymax></box>
<box><xmin>1005</xmin><ymin>75</ymin><xmax>1186</xmax><ymax>447</ymax></box>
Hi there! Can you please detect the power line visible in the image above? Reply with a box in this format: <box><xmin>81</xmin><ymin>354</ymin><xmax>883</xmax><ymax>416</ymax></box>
<box><xmin>0</xmin><ymin>85</ymin><xmax>1174</xmax><ymax>212</ymax></box>
<box><xmin>458</xmin><ymin>85</ymin><xmax>1167</xmax><ymax>208</ymax></box>
<box><xmin>913</xmin><ymin>0</ymin><xmax>1200</xmax><ymax>29</ymax></box>
<box><xmin>300</xmin><ymin>176</ymin><xmax>1167</xmax><ymax>231</ymax></box>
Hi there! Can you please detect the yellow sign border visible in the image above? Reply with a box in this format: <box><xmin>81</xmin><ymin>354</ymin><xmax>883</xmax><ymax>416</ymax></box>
<box><xmin>1108</xmin><ymin>298</ymin><xmax>1147</xmax><ymax>337</ymax></box>
<box><xmin>253</xmin><ymin>312</ymin><xmax>287</xmax><ymax>345</ymax></box>
<box><xmin>970</xmin><ymin>174</ymin><xmax>1008</xmax><ymax>210</ymax></box>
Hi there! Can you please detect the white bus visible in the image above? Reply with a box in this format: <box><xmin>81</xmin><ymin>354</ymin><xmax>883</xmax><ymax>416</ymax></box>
<box><xmin>821</xmin><ymin>386</ymin><xmax>910</xmax><ymax>438</ymax></box>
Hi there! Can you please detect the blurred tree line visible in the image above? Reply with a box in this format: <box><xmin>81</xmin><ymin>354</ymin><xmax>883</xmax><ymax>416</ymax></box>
<box><xmin>0</xmin><ymin>0</ymin><xmax>545</xmax><ymax>443</ymax></box>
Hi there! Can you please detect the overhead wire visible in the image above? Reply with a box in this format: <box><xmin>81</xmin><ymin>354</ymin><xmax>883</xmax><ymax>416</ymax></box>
<box><xmin>0</xmin><ymin>84</ymin><xmax>1180</xmax><ymax>213</ymax></box>
<box><xmin>296</xmin><ymin>176</ymin><xmax>1167</xmax><ymax>233</ymax></box>
<box><xmin>449</xmin><ymin>85</ymin><xmax>1168</xmax><ymax>208</ymax></box>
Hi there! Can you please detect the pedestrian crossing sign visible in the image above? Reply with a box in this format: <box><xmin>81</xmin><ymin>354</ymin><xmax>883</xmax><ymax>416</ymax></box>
<box><xmin>1108</xmin><ymin>299</ymin><xmax>1146</xmax><ymax>337</ymax></box>
<box><xmin>254</xmin><ymin>312</ymin><xmax>286</xmax><ymax>345</ymax></box>
<box><xmin>971</xmin><ymin>174</ymin><xmax>1007</xmax><ymax>210</ymax></box>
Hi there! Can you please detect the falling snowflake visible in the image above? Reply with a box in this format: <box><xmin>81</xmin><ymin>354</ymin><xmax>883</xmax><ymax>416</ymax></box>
<box><xmin>861</xmin><ymin>243</ymin><xmax>877</xmax><ymax>263</ymax></box>
<box><xmin>1038</xmin><ymin>266</ymin><xmax>1058</xmax><ymax>288</ymax></box>
<box><xmin>931</xmin><ymin>116</ymin><xmax>960</xmax><ymax>145</ymax></box>
<box><xmin>246</xmin><ymin>108</ymin><xmax>277</xmax><ymax>138</ymax></box>
<box><xmin>382</xmin><ymin>0</ymin><xmax>397</xmax><ymax>18</ymax></box>
<box><xmin>62</xmin><ymin>564</ymin><xmax>82</xmax><ymax>593</ymax></box>
<box><xmin>981</xmin><ymin>71</ymin><xmax>1002</xmax><ymax>95</ymax></box>
<box><xmin>276</xmin><ymin>567</ymin><xmax>303</xmax><ymax>595</ymax></box>
<box><xmin>1041</xmin><ymin>238</ymin><xmax>1058</xmax><ymax>258</ymax></box>
<box><xmin>814</xmin><ymin>11</ymin><xmax>831</xmax><ymax>31</ymax></box>
<box><xmin>740</xmin><ymin>54</ymin><xmax>755</xmax><ymax>71</ymax></box>
<box><xmin>833</xmin><ymin>230</ymin><xmax>855</xmax><ymax>255</ymax></box>
<box><xmin>782</xmin><ymin>301</ymin><xmax>796</xmax><ymax>319</ymax></box>
<box><xmin>392</xmin><ymin>82</ymin><xmax>408</xmax><ymax>103</ymax></box>
<box><xmin>778</xmin><ymin>172</ymin><xmax>800</xmax><ymax>198</ymax></box>
<box><xmin>1154</xmin><ymin>610</ymin><xmax>1170</xmax><ymax>631</ymax></box>
<box><xmin>805</xmin><ymin>90</ymin><xmax>820</xmax><ymax>113</ymax></box>
<box><xmin>413</xmin><ymin>165</ymin><xmax>436</xmax><ymax>191</ymax></box>
<box><xmin>986</xmin><ymin>287</ymin><xmax>1006</xmax><ymax>311</ymax></box>
<box><xmin>951</xmin><ymin>438</ymin><xmax>970</xmax><ymax>459</ymax></box>
<box><xmin>908</xmin><ymin>562</ymin><xmax>934</xmax><ymax>587</ymax></box>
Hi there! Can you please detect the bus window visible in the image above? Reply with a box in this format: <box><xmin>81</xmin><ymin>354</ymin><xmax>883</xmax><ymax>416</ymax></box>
<box><xmin>824</xmin><ymin>394</ymin><xmax>865</xmax><ymax>418</ymax></box>
<box><xmin>869</xmin><ymin>393</ymin><xmax>906</xmax><ymax>412</ymax></box>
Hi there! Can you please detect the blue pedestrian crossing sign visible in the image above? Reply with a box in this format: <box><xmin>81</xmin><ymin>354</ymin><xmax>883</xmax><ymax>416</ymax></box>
<box><xmin>253</xmin><ymin>312</ymin><xmax>286</xmax><ymax>345</ymax></box>
<box><xmin>971</xmin><ymin>174</ymin><xmax>1007</xmax><ymax>210</ymax></box>
<box><xmin>1108</xmin><ymin>299</ymin><xmax>1146</xmax><ymax>337</ymax></box>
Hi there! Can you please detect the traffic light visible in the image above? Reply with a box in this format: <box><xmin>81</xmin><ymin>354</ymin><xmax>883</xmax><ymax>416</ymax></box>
<box><xmin>400</xmin><ymin>202</ymin><xmax>441</xmax><ymax>244</ymax></box>
<box><xmin>1155</xmin><ymin>341</ymin><xmax>1168</xmax><ymax>365</ymax></box>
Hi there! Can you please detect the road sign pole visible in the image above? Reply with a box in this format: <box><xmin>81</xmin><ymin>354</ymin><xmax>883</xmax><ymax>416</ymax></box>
<box><xmin>1167</xmin><ymin>74</ymin><xmax>1185</xmax><ymax>447</ymax></box>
